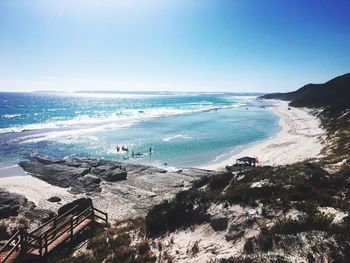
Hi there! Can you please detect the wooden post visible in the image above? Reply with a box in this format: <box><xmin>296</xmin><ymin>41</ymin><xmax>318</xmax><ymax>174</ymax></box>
<box><xmin>90</xmin><ymin>207</ymin><xmax>95</xmax><ymax>236</ymax></box>
<box><xmin>19</xmin><ymin>229</ymin><xmax>24</xmax><ymax>252</ymax></box>
<box><xmin>39</xmin><ymin>236</ymin><xmax>42</xmax><ymax>257</ymax></box>
<box><xmin>20</xmin><ymin>229</ymin><xmax>27</xmax><ymax>255</ymax></box>
<box><xmin>53</xmin><ymin>219</ymin><xmax>57</xmax><ymax>237</ymax></box>
<box><xmin>44</xmin><ymin>233</ymin><xmax>48</xmax><ymax>255</ymax></box>
<box><xmin>70</xmin><ymin>217</ymin><xmax>74</xmax><ymax>242</ymax></box>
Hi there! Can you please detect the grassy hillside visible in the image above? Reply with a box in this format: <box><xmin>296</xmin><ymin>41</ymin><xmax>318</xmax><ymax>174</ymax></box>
<box><xmin>260</xmin><ymin>73</ymin><xmax>350</xmax><ymax>128</ymax></box>
<box><xmin>261</xmin><ymin>73</ymin><xmax>350</xmax><ymax>164</ymax></box>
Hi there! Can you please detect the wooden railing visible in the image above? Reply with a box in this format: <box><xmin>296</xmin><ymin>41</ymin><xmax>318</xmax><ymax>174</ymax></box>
<box><xmin>93</xmin><ymin>206</ymin><xmax>108</xmax><ymax>223</ymax></box>
<box><xmin>0</xmin><ymin>230</ymin><xmax>23</xmax><ymax>263</ymax></box>
<box><xmin>29</xmin><ymin>205</ymin><xmax>79</xmax><ymax>237</ymax></box>
<box><xmin>0</xmin><ymin>204</ymin><xmax>107</xmax><ymax>262</ymax></box>
<box><xmin>26</xmin><ymin>204</ymin><xmax>107</xmax><ymax>257</ymax></box>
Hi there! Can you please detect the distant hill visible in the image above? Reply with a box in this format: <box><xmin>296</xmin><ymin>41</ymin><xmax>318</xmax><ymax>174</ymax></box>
<box><xmin>260</xmin><ymin>73</ymin><xmax>350</xmax><ymax>119</ymax></box>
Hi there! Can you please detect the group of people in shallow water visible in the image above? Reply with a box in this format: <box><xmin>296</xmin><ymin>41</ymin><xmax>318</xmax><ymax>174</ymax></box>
<box><xmin>116</xmin><ymin>145</ymin><xmax>129</xmax><ymax>152</ymax></box>
<box><xmin>116</xmin><ymin>145</ymin><xmax>152</xmax><ymax>158</ymax></box>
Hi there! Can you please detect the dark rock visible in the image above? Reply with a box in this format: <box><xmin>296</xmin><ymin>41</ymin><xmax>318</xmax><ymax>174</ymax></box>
<box><xmin>0</xmin><ymin>188</ymin><xmax>35</xmax><ymax>219</ymax></box>
<box><xmin>47</xmin><ymin>196</ymin><xmax>62</xmax><ymax>202</ymax></box>
<box><xmin>24</xmin><ymin>209</ymin><xmax>57</xmax><ymax>223</ymax></box>
<box><xmin>98</xmin><ymin>168</ymin><xmax>127</xmax><ymax>182</ymax></box>
<box><xmin>145</xmin><ymin>167</ymin><xmax>167</xmax><ymax>174</ymax></box>
<box><xmin>58</xmin><ymin>198</ymin><xmax>92</xmax><ymax>216</ymax></box>
<box><xmin>35</xmin><ymin>156</ymin><xmax>65</xmax><ymax>165</ymax></box>
<box><xmin>18</xmin><ymin>156</ymin><xmax>179</xmax><ymax>194</ymax></box>
<box><xmin>72</xmin><ymin>157</ymin><xmax>108</xmax><ymax>168</ymax></box>
<box><xmin>69</xmin><ymin>175</ymin><xmax>102</xmax><ymax>194</ymax></box>
<box><xmin>19</xmin><ymin>162</ymin><xmax>90</xmax><ymax>188</ymax></box>
<box><xmin>90</xmin><ymin>164</ymin><xmax>123</xmax><ymax>175</ymax></box>
<box><xmin>210</xmin><ymin>217</ymin><xmax>228</xmax><ymax>231</ymax></box>
<box><xmin>90</xmin><ymin>166</ymin><xmax>108</xmax><ymax>175</ymax></box>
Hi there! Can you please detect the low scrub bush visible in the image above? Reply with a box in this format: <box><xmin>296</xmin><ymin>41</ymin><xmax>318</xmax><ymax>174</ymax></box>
<box><xmin>137</xmin><ymin>240</ymin><xmax>151</xmax><ymax>255</ymax></box>
<box><xmin>272</xmin><ymin>212</ymin><xmax>334</xmax><ymax>234</ymax></box>
<box><xmin>111</xmin><ymin>233</ymin><xmax>131</xmax><ymax>248</ymax></box>
<box><xmin>146</xmin><ymin>190</ymin><xmax>211</xmax><ymax>237</ymax></box>
<box><xmin>110</xmin><ymin>247</ymin><xmax>135</xmax><ymax>263</ymax></box>
<box><xmin>87</xmin><ymin>231</ymin><xmax>113</xmax><ymax>260</ymax></box>
<box><xmin>208</xmin><ymin>172</ymin><xmax>233</xmax><ymax>191</ymax></box>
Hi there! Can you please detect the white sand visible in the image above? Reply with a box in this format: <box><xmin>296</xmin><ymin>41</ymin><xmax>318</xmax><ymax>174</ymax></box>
<box><xmin>0</xmin><ymin>164</ymin><xmax>204</xmax><ymax>221</ymax></box>
<box><xmin>203</xmin><ymin>101</ymin><xmax>326</xmax><ymax>170</ymax></box>
<box><xmin>0</xmin><ymin>100</ymin><xmax>326</xmax><ymax>221</ymax></box>
<box><xmin>0</xmin><ymin>165</ymin><xmax>82</xmax><ymax>212</ymax></box>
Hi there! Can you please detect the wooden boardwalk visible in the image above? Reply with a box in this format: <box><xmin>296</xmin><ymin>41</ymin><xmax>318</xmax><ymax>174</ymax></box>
<box><xmin>0</xmin><ymin>204</ymin><xmax>107</xmax><ymax>263</ymax></box>
<box><xmin>0</xmin><ymin>251</ymin><xmax>20</xmax><ymax>263</ymax></box>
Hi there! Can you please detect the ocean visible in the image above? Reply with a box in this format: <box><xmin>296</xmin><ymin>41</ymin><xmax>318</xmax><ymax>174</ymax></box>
<box><xmin>0</xmin><ymin>92</ymin><xmax>280</xmax><ymax>168</ymax></box>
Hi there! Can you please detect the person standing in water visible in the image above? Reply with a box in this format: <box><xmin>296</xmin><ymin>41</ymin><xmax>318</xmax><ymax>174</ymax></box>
<box><xmin>149</xmin><ymin>147</ymin><xmax>152</xmax><ymax>155</ymax></box>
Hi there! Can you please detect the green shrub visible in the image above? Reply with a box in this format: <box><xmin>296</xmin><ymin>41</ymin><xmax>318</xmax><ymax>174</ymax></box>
<box><xmin>192</xmin><ymin>176</ymin><xmax>210</xmax><ymax>189</ymax></box>
<box><xmin>244</xmin><ymin>227</ymin><xmax>273</xmax><ymax>254</ymax></box>
<box><xmin>272</xmin><ymin>212</ymin><xmax>334</xmax><ymax>234</ymax></box>
<box><xmin>110</xmin><ymin>247</ymin><xmax>135</xmax><ymax>263</ymax></box>
<box><xmin>191</xmin><ymin>241</ymin><xmax>200</xmax><ymax>256</ymax></box>
<box><xmin>137</xmin><ymin>240</ymin><xmax>151</xmax><ymax>255</ymax></box>
<box><xmin>111</xmin><ymin>233</ymin><xmax>131</xmax><ymax>248</ymax></box>
<box><xmin>87</xmin><ymin>232</ymin><xmax>112</xmax><ymax>260</ymax></box>
<box><xmin>208</xmin><ymin>172</ymin><xmax>233</xmax><ymax>191</ymax></box>
<box><xmin>146</xmin><ymin>190</ymin><xmax>211</xmax><ymax>237</ymax></box>
<box><xmin>224</xmin><ymin>182</ymin><xmax>275</xmax><ymax>206</ymax></box>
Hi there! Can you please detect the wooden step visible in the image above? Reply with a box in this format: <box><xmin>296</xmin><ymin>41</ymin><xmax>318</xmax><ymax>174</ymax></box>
<box><xmin>28</xmin><ymin>218</ymin><xmax>93</xmax><ymax>256</ymax></box>
<box><xmin>0</xmin><ymin>250</ymin><xmax>20</xmax><ymax>263</ymax></box>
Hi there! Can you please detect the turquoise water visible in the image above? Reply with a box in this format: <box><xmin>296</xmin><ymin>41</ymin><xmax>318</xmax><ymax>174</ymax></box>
<box><xmin>0</xmin><ymin>92</ymin><xmax>279</xmax><ymax>167</ymax></box>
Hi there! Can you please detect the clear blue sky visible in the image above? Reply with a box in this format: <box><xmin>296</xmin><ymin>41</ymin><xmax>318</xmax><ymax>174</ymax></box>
<box><xmin>0</xmin><ymin>0</ymin><xmax>349</xmax><ymax>92</ymax></box>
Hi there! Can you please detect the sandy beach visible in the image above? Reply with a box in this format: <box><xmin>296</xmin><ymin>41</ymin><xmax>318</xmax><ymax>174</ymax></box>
<box><xmin>0</xmin><ymin>100</ymin><xmax>326</xmax><ymax>221</ymax></box>
<box><xmin>203</xmin><ymin>100</ymin><xmax>326</xmax><ymax>170</ymax></box>
<box><xmin>0</xmin><ymin>162</ymin><xmax>213</xmax><ymax>221</ymax></box>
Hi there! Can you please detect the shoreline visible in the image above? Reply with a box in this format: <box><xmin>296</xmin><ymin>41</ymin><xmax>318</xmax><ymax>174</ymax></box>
<box><xmin>202</xmin><ymin>100</ymin><xmax>326</xmax><ymax>170</ymax></box>
<box><xmin>0</xmin><ymin>100</ymin><xmax>326</xmax><ymax>221</ymax></box>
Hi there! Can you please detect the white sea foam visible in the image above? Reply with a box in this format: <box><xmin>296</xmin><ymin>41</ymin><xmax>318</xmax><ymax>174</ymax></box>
<box><xmin>1</xmin><ymin>114</ymin><xmax>21</xmax><ymax>119</ymax></box>
<box><xmin>163</xmin><ymin>134</ymin><xmax>191</xmax><ymax>142</ymax></box>
<box><xmin>0</xmin><ymin>94</ymin><xmax>257</xmax><ymax>146</ymax></box>
<box><xmin>0</xmin><ymin>103</ymin><xmax>239</xmax><ymax>136</ymax></box>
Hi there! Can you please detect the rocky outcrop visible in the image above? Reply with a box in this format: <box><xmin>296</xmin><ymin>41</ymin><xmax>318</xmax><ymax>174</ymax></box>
<box><xmin>47</xmin><ymin>196</ymin><xmax>62</xmax><ymax>202</ymax></box>
<box><xmin>0</xmin><ymin>188</ymin><xmax>35</xmax><ymax>219</ymax></box>
<box><xmin>70</xmin><ymin>175</ymin><xmax>102</xmax><ymax>194</ymax></box>
<box><xmin>19</xmin><ymin>156</ymin><xmax>131</xmax><ymax>194</ymax></box>
<box><xmin>58</xmin><ymin>198</ymin><xmax>93</xmax><ymax>215</ymax></box>
<box><xmin>96</xmin><ymin>168</ymin><xmax>127</xmax><ymax>182</ymax></box>
<box><xmin>24</xmin><ymin>209</ymin><xmax>57</xmax><ymax>223</ymax></box>
<box><xmin>16</xmin><ymin>155</ymin><xmax>217</xmax><ymax>220</ymax></box>
<box><xmin>18</xmin><ymin>156</ymin><xmax>213</xmax><ymax>196</ymax></box>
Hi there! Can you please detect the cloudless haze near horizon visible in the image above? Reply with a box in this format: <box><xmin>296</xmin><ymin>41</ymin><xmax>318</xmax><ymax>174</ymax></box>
<box><xmin>0</xmin><ymin>0</ymin><xmax>350</xmax><ymax>93</ymax></box>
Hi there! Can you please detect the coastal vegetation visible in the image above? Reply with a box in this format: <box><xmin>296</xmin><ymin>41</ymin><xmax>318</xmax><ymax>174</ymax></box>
<box><xmin>50</xmin><ymin>73</ymin><xmax>350</xmax><ymax>261</ymax></box>
<box><xmin>142</xmin><ymin>73</ymin><xmax>350</xmax><ymax>261</ymax></box>
<box><xmin>1</xmin><ymin>73</ymin><xmax>349</xmax><ymax>262</ymax></box>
